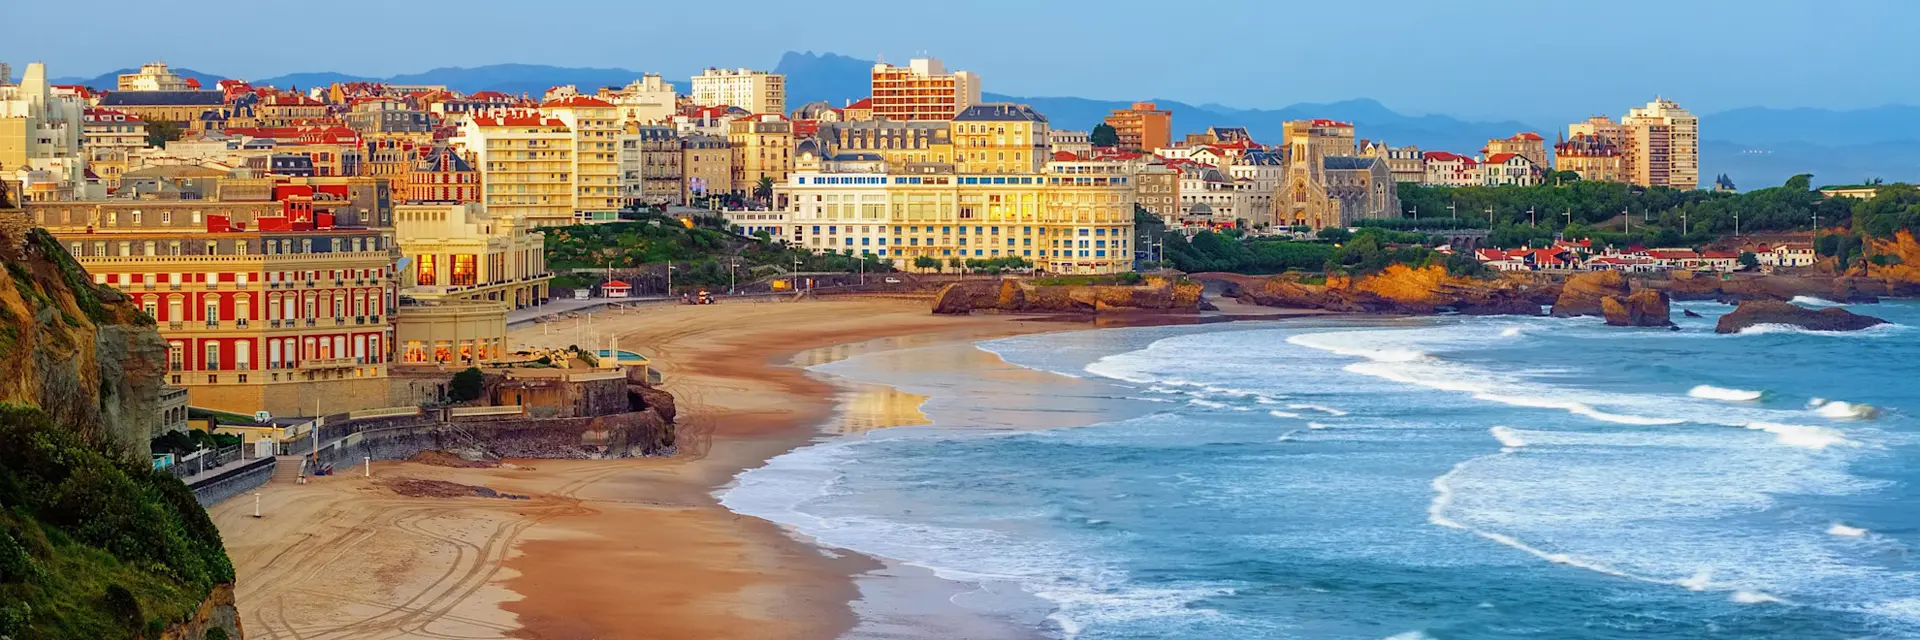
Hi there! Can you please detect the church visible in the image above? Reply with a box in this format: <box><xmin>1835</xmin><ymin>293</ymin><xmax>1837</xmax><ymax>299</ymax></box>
<box><xmin>1270</xmin><ymin>119</ymin><xmax>1399</xmax><ymax>229</ymax></box>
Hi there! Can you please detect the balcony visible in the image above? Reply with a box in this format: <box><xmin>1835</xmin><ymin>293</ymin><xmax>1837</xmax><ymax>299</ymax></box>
<box><xmin>236</xmin><ymin>319</ymin><xmax>248</xmax><ymax>329</ymax></box>
<box><xmin>269</xmin><ymin>319</ymin><xmax>282</xmax><ymax>328</ymax></box>
<box><xmin>305</xmin><ymin>319</ymin><xmax>317</xmax><ymax>328</ymax></box>
<box><xmin>167</xmin><ymin>321</ymin><xmax>183</xmax><ymax>330</ymax></box>
<box><xmin>297</xmin><ymin>357</ymin><xmax>358</xmax><ymax>371</ymax></box>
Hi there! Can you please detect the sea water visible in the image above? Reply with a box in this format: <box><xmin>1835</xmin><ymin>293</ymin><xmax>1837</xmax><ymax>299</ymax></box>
<box><xmin>722</xmin><ymin>300</ymin><xmax>1920</xmax><ymax>639</ymax></box>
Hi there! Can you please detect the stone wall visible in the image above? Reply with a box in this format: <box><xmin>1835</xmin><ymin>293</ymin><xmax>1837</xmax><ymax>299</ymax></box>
<box><xmin>190</xmin><ymin>375</ymin><xmax>403</xmax><ymax>418</ymax></box>
<box><xmin>188</xmin><ymin>456</ymin><xmax>277</xmax><ymax>507</ymax></box>
<box><xmin>303</xmin><ymin>410</ymin><xmax>673</xmax><ymax>472</ymax></box>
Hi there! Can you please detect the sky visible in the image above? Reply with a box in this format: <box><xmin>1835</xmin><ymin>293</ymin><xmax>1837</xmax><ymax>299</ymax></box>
<box><xmin>5</xmin><ymin>0</ymin><xmax>1917</xmax><ymax>122</ymax></box>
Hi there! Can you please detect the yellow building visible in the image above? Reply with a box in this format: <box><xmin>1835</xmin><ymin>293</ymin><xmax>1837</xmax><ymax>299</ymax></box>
<box><xmin>30</xmin><ymin>200</ymin><xmax>401</xmax><ymax>417</ymax></box>
<box><xmin>727</xmin><ymin>113</ymin><xmax>793</xmax><ymax>200</ymax></box>
<box><xmin>1623</xmin><ymin>98</ymin><xmax>1700</xmax><ymax>191</ymax></box>
<box><xmin>811</xmin><ymin>119</ymin><xmax>953</xmax><ymax>167</ymax></box>
<box><xmin>542</xmin><ymin>96</ymin><xmax>622</xmax><ymax>222</ymax></box>
<box><xmin>1484</xmin><ymin>132</ymin><xmax>1549</xmax><ymax>170</ymax></box>
<box><xmin>682</xmin><ymin>134</ymin><xmax>731</xmax><ymax>203</ymax></box>
<box><xmin>779</xmin><ymin>159</ymin><xmax>1136</xmax><ymax>275</ymax></box>
<box><xmin>951</xmin><ymin>104</ymin><xmax>1049</xmax><ymax>174</ymax></box>
<box><xmin>1554</xmin><ymin>133</ymin><xmax>1625</xmax><ymax>183</ymax></box>
<box><xmin>393</xmin><ymin>202</ymin><xmax>550</xmax><ymax>309</ymax></box>
<box><xmin>454</xmin><ymin>113</ymin><xmax>576</xmax><ymax>228</ymax></box>
<box><xmin>118</xmin><ymin>63</ymin><xmax>193</xmax><ymax>91</ymax></box>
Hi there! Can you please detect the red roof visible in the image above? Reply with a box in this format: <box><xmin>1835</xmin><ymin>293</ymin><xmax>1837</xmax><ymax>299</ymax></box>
<box><xmin>1487</xmin><ymin>153</ymin><xmax>1521</xmax><ymax>164</ymax></box>
<box><xmin>1052</xmin><ymin>151</ymin><xmax>1081</xmax><ymax>161</ymax></box>
<box><xmin>1308</xmin><ymin>119</ymin><xmax>1353</xmax><ymax>128</ymax></box>
<box><xmin>604</xmin><ymin>280</ymin><xmax>631</xmax><ymax>288</ymax></box>
<box><xmin>1423</xmin><ymin>151</ymin><xmax>1473</xmax><ymax>163</ymax></box>
<box><xmin>1510</xmin><ymin>132</ymin><xmax>1545</xmax><ymax>141</ymax></box>
<box><xmin>540</xmin><ymin>95</ymin><xmax>616</xmax><ymax>108</ymax></box>
<box><xmin>1647</xmin><ymin>250</ymin><xmax>1701</xmax><ymax>260</ymax></box>
<box><xmin>844</xmin><ymin>97</ymin><xmax>873</xmax><ymax>110</ymax></box>
<box><xmin>791</xmin><ymin>120</ymin><xmax>821</xmax><ymax>138</ymax></box>
<box><xmin>469</xmin><ymin>91</ymin><xmax>513</xmax><ymax>101</ymax></box>
<box><xmin>1701</xmin><ymin>250</ymin><xmax>1739</xmax><ymax>259</ymax></box>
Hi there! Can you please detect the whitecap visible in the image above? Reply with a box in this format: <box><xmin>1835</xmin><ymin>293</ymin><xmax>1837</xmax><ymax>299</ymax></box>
<box><xmin>1383</xmin><ymin>632</ymin><xmax>1435</xmax><ymax>640</ymax></box>
<box><xmin>1679</xmin><ymin>568</ymin><xmax>1712</xmax><ymax>591</ymax></box>
<box><xmin>1489</xmin><ymin>426</ymin><xmax>1527</xmax><ymax>450</ymax></box>
<box><xmin>1828</xmin><ymin>523</ymin><xmax>1869</xmax><ymax>537</ymax></box>
<box><xmin>1688</xmin><ymin>385</ymin><xmax>1763</xmax><ymax>402</ymax></box>
<box><xmin>1267</xmin><ymin>410</ymin><xmax>1303</xmax><ymax>419</ymax></box>
<box><xmin>1813</xmin><ymin>400</ymin><xmax>1880</xmax><ymax>420</ymax></box>
<box><xmin>1743</xmin><ymin>422</ymin><xmax>1854</xmax><ymax>450</ymax></box>
<box><xmin>1731</xmin><ymin>591</ymin><xmax>1787</xmax><ymax>605</ymax></box>
<box><xmin>1790</xmin><ymin>295</ymin><xmax>1843</xmax><ymax>307</ymax></box>
<box><xmin>1307</xmin><ymin>422</ymin><xmax>1330</xmax><ymax>430</ymax></box>
<box><xmin>1500</xmin><ymin>327</ymin><xmax>1525</xmax><ymax>338</ymax></box>
<box><xmin>1188</xmin><ymin>399</ymin><xmax>1230</xmax><ymax>410</ymax></box>
<box><xmin>1288</xmin><ymin>403</ymin><xmax>1350</xmax><ymax>416</ymax></box>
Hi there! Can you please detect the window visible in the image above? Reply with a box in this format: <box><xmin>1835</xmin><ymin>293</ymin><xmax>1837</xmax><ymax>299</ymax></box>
<box><xmin>417</xmin><ymin>255</ymin><xmax>437</xmax><ymax>286</ymax></box>
<box><xmin>168</xmin><ymin>342</ymin><xmax>185</xmax><ymax>371</ymax></box>
<box><xmin>235</xmin><ymin>341</ymin><xmax>250</xmax><ymax>370</ymax></box>
<box><xmin>204</xmin><ymin>343</ymin><xmax>221</xmax><ymax>371</ymax></box>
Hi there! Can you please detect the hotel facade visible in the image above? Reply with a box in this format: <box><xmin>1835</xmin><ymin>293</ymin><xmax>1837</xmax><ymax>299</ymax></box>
<box><xmin>28</xmin><ymin>199</ymin><xmax>400</xmax><ymax>417</ymax></box>
<box><xmin>868</xmin><ymin>58</ymin><xmax>980</xmax><ymax>122</ymax></box>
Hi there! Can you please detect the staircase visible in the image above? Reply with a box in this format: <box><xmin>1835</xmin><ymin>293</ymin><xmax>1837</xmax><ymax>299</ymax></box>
<box><xmin>270</xmin><ymin>455</ymin><xmax>306</xmax><ymax>484</ymax></box>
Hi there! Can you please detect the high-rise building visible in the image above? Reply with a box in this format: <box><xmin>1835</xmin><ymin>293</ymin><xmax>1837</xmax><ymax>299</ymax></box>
<box><xmin>0</xmin><ymin>62</ymin><xmax>87</xmax><ymax>202</ymax></box>
<box><xmin>728</xmin><ymin>114</ymin><xmax>793</xmax><ymax>202</ymax></box>
<box><xmin>690</xmin><ymin>68</ymin><xmax>785</xmax><ymax>115</ymax></box>
<box><xmin>869</xmin><ymin>58</ymin><xmax>981</xmax><ymax>122</ymax></box>
<box><xmin>1103</xmin><ymin>102</ymin><xmax>1172</xmax><ymax>151</ymax></box>
<box><xmin>455</xmin><ymin>113</ymin><xmax>576</xmax><ymax>228</ymax></box>
<box><xmin>1622</xmin><ymin>98</ymin><xmax>1699</xmax><ymax>191</ymax></box>
<box><xmin>950</xmin><ymin>104</ymin><xmax>1049</xmax><ymax>174</ymax></box>
<box><xmin>542</xmin><ymin>96</ymin><xmax>623</xmax><ymax>223</ymax></box>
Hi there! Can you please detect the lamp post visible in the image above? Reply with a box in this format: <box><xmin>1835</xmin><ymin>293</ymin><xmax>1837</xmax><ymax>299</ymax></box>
<box><xmin>1529</xmin><ymin>206</ymin><xmax>1536</xmax><ymax>227</ymax></box>
<box><xmin>1449</xmin><ymin>201</ymin><xmax>1457</xmax><ymax>221</ymax></box>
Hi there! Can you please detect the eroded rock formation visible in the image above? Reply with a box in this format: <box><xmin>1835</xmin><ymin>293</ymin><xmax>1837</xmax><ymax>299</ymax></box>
<box><xmin>1715</xmin><ymin>299</ymin><xmax>1889</xmax><ymax>334</ymax></box>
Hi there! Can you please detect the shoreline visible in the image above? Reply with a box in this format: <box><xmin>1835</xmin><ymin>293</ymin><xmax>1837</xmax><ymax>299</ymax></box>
<box><xmin>207</xmin><ymin>298</ymin><xmax>1316</xmax><ymax>639</ymax></box>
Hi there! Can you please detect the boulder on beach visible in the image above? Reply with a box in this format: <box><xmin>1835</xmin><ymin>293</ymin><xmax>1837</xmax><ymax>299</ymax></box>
<box><xmin>1552</xmin><ymin>271</ymin><xmax>1630</xmax><ymax>317</ymax></box>
<box><xmin>1714</xmin><ymin>299</ymin><xmax>1890</xmax><ymax>334</ymax></box>
<box><xmin>1602</xmin><ymin>289</ymin><xmax>1674</xmax><ymax>327</ymax></box>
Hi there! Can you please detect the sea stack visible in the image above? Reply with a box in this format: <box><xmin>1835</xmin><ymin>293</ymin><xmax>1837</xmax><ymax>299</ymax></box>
<box><xmin>1714</xmin><ymin>299</ymin><xmax>1890</xmax><ymax>334</ymax></box>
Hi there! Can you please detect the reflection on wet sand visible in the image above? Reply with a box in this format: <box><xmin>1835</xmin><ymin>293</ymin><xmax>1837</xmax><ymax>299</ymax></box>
<box><xmin>827</xmin><ymin>382</ymin><xmax>932</xmax><ymax>435</ymax></box>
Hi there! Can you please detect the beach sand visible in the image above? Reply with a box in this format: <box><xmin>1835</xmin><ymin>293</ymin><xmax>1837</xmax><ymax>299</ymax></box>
<box><xmin>212</xmin><ymin>297</ymin><xmax>1066</xmax><ymax>639</ymax></box>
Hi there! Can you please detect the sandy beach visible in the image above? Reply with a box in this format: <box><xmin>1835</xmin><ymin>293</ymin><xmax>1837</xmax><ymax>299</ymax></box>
<box><xmin>211</xmin><ymin>297</ymin><xmax>1069</xmax><ymax>639</ymax></box>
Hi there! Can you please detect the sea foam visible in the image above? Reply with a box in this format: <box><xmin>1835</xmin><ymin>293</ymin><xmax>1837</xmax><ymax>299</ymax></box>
<box><xmin>1812</xmin><ymin>400</ymin><xmax>1881</xmax><ymax>420</ymax></box>
<box><xmin>1743</xmin><ymin>422</ymin><xmax>1854</xmax><ymax>450</ymax></box>
<box><xmin>1689</xmin><ymin>385</ymin><xmax>1763</xmax><ymax>402</ymax></box>
<box><xmin>1828</xmin><ymin>523</ymin><xmax>1869</xmax><ymax>537</ymax></box>
<box><xmin>1489</xmin><ymin>426</ymin><xmax>1527</xmax><ymax>450</ymax></box>
<box><xmin>1791</xmin><ymin>295</ymin><xmax>1844</xmax><ymax>307</ymax></box>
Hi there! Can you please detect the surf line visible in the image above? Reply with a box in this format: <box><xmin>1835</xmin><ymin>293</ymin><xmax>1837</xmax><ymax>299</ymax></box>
<box><xmin>1427</xmin><ymin>427</ymin><xmax>1734</xmax><ymax>594</ymax></box>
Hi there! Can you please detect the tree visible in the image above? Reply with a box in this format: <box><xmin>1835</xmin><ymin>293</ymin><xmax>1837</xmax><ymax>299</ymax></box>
<box><xmin>1316</xmin><ymin>227</ymin><xmax>1353</xmax><ymax>243</ymax></box>
<box><xmin>448</xmin><ymin>367</ymin><xmax>485</xmax><ymax>403</ymax></box>
<box><xmin>913</xmin><ymin>255</ymin><xmax>941</xmax><ymax>272</ymax></box>
<box><xmin>947</xmin><ymin>257</ymin><xmax>966</xmax><ymax>278</ymax></box>
<box><xmin>145</xmin><ymin>120</ymin><xmax>185</xmax><ymax>148</ymax></box>
<box><xmin>1738</xmin><ymin>251</ymin><xmax>1760</xmax><ymax>270</ymax></box>
<box><xmin>752</xmin><ymin>176</ymin><xmax>776</xmax><ymax>207</ymax></box>
<box><xmin>1091</xmin><ymin>123</ymin><xmax>1120</xmax><ymax>148</ymax></box>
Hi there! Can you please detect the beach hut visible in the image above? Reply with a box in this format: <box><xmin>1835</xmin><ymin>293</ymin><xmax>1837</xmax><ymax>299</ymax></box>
<box><xmin>602</xmin><ymin>280</ymin><xmax>632</xmax><ymax>298</ymax></box>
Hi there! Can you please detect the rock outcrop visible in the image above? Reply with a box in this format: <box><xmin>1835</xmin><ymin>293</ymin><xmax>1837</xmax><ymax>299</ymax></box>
<box><xmin>1551</xmin><ymin>271</ymin><xmax>1631</xmax><ymax>317</ymax></box>
<box><xmin>625</xmin><ymin>366</ymin><xmax>677</xmax><ymax>424</ymax></box>
<box><xmin>931</xmin><ymin>277</ymin><xmax>1205</xmax><ymax>315</ymax></box>
<box><xmin>1602</xmin><ymin>289</ymin><xmax>1675</xmax><ymax>327</ymax></box>
<box><xmin>1223</xmin><ymin>265</ymin><xmax>1553</xmax><ymax>315</ymax></box>
<box><xmin>0</xmin><ymin>225</ymin><xmax>167</xmax><ymax>458</ymax></box>
<box><xmin>159</xmin><ymin>584</ymin><xmax>243</xmax><ymax>640</ymax></box>
<box><xmin>1714</xmin><ymin>299</ymin><xmax>1890</xmax><ymax>334</ymax></box>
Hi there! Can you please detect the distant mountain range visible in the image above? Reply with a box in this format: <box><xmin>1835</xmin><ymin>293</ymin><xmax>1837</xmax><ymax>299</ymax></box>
<box><xmin>45</xmin><ymin>53</ymin><xmax>1920</xmax><ymax>189</ymax></box>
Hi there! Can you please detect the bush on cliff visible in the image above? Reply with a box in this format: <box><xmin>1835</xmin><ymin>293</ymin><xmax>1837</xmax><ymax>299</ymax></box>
<box><xmin>0</xmin><ymin>403</ymin><xmax>233</xmax><ymax>639</ymax></box>
<box><xmin>449</xmin><ymin>367</ymin><xmax>486</xmax><ymax>403</ymax></box>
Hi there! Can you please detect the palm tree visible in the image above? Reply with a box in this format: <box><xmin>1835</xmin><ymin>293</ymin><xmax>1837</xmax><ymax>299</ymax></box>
<box><xmin>752</xmin><ymin>176</ymin><xmax>776</xmax><ymax>208</ymax></box>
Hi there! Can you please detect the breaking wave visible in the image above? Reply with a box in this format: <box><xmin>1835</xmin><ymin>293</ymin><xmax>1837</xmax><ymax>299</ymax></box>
<box><xmin>1689</xmin><ymin>385</ymin><xmax>1763</xmax><ymax>402</ymax></box>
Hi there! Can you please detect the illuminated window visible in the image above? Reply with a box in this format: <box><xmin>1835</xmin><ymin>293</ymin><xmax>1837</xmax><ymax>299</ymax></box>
<box><xmin>417</xmin><ymin>255</ymin><xmax>437</xmax><ymax>286</ymax></box>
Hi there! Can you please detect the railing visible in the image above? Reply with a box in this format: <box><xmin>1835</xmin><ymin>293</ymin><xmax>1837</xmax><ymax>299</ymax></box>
<box><xmin>348</xmin><ymin>406</ymin><xmax>421</xmax><ymax>420</ymax></box>
<box><xmin>448</xmin><ymin>405</ymin><xmax>524</xmax><ymax>418</ymax></box>
<box><xmin>297</xmin><ymin>357</ymin><xmax>357</xmax><ymax>370</ymax></box>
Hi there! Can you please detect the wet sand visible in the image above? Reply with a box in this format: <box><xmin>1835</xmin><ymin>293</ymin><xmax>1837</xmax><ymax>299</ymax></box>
<box><xmin>213</xmin><ymin>298</ymin><xmax>1067</xmax><ymax>639</ymax></box>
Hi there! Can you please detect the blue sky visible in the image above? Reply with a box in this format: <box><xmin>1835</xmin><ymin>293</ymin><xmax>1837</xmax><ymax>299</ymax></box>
<box><xmin>4</xmin><ymin>0</ymin><xmax>1914</xmax><ymax>121</ymax></box>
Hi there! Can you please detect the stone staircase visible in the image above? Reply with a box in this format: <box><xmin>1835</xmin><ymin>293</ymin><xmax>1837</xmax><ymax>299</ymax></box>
<box><xmin>270</xmin><ymin>455</ymin><xmax>306</xmax><ymax>484</ymax></box>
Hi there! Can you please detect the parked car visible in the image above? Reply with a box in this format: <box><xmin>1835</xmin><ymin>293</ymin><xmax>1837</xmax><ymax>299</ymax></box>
<box><xmin>883</xmin><ymin>276</ymin><xmax>902</xmax><ymax>284</ymax></box>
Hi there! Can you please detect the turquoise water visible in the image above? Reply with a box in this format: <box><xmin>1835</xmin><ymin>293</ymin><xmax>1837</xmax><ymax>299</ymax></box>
<box><xmin>723</xmin><ymin>300</ymin><xmax>1920</xmax><ymax>639</ymax></box>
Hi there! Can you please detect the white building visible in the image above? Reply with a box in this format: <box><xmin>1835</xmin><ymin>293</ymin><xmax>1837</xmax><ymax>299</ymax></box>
<box><xmin>610</xmin><ymin>75</ymin><xmax>677</xmax><ymax>125</ymax></box>
<box><xmin>690</xmin><ymin>68</ymin><xmax>785</xmax><ymax>115</ymax></box>
<box><xmin>1</xmin><ymin>62</ymin><xmax>89</xmax><ymax>201</ymax></box>
<box><xmin>1420</xmin><ymin>151</ymin><xmax>1478</xmax><ymax>187</ymax></box>
<box><xmin>117</xmin><ymin>62</ymin><xmax>192</xmax><ymax>92</ymax></box>
<box><xmin>1049</xmin><ymin>129</ymin><xmax>1091</xmax><ymax>158</ymax></box>
<box><xmin>1481</xmin><ymin>153</ymin><xmax>1542</xmax><ymax>187</ymax></box>
<box><xmin>1229</xmin><ymin>150</ymin><xmax>1284</xmax><ymax>224</ymax></box>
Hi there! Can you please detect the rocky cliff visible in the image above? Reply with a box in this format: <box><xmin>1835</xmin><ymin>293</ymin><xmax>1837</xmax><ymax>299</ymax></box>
<box><xmin>1554</xmin><ymin>271</ymin><xmax>1673</xmax><ymax>327</ymax></box>
<box><xmin>0</xmin><ymin>223</ymin><xmax>168</xmax><ymax>458</ymax></box>
<box><xmin>932</xmin><ymin>277</ymin><xmax>1206</xmax><ymax>315</ymax></box>
<box><xmin>1222</xmin><ymin>265</ymin><xmax>1554</xmax><ymax>315</ymax></box>
<box><xmin>1862</xmin><ymin>230</ymin><xmax>1920</xmax><ymax>290</ymax></box>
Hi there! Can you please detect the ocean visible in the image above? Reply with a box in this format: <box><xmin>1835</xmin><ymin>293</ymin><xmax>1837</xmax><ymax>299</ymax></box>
<box><xmin>721</xmin><ymin>299</ymin><xmax>1920</xmax><ymax>639</ymax></box>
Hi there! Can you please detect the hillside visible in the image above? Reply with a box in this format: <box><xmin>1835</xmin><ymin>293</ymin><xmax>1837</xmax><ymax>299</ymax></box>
<box><xmin>542</xmin><ymin>213</ymin><xmax>891</xmax><ymax>291</ymax></box>
<box><xmin>0</xmin><ymin>216</ymin><xmax>239</xmax><ymax>639</ymax></box>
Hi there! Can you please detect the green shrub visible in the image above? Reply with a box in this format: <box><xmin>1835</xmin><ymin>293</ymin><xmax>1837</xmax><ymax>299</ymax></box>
<box><xmin>448</xmin><ymin>368</ymin><xmax>485</xmax><ymax>403</ymax></box>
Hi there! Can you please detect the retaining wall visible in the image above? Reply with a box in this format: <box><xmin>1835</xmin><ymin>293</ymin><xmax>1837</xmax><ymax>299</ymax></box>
<box><xmin>188</xmin><ymin>456</ymin><xmax>277</xmax><ymax>507</ymax></box>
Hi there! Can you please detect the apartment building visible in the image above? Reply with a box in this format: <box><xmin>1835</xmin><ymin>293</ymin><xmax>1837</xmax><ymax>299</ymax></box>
<box><xmin>606</xmin><ymin>75</ymin><xmax>678</xmax><ymax>125</ymax></box>
<box><xmin>1484</xmin><ymin>132</ymin><xmax>1549</xmax><ymax>170</ymax></box>
<box><xmin>620</xmin><ymin>125</ymin><xmax>684</xmax><ymax>206</ymax></box>
<box><xmin>543</xmin><ymin>96</ymin><xmax>623</xmax><ymax>223</ymax></box>
<box><xmin>1422</xmin><ymin>151</ymin><xmax>1479</xmax><ymax>187</ymax></box>
<box><xmin>951</xmin><ymin>104</ymin><xmax>1049</xmax><ymax>174</ymax></box>
<box><xmin>690</xmin><ymin>68</ymin><xmax>785</xmax><ymax>115</ymax></box>
<box><xmin>812</xmin><ymin>119</ymin><xmax>953</xmax><ymax>167</ymax></box>
<box><xmin>869</xmin><ymin>58</ymin><xmax>981</xmax><ymax>121</ymax></box>
<box><xmin>455</xmin><ymin>113</ymin><xmax>576</xmax><ymax>228</ymax></box>
<box><xmin>681</xmin><ymin>134</ymin><xmax>731</xmax><ymax>203</ymax></box>
<box><xmin>1104</xmin><ymin>102</ymin><xmax>1172</xmax><ymax>151</ymax></box>
<box><xmin>728</xmin><ymin>114</ymin><xmax>792</xmax><ymax>200</ymax></box>
<box><xmin>407</xmin><ymin>145</ymin><xmax>480</xmax><ymax>204</ymax></box>
<box><xmin>1622</xmin><ymin>98</ymin><xmax>1699</xmax><ymax>191</ymax></box>
<box><xmin>30</xmin><ymin>200</ymin><xmax>400</xmax><ymax>417</ymax></box>
<box><xmin>779</xmin><ymin>160</ymin><xmax>1137</xmax><ymax>274</ymax></box>
<box><xmin>117</xmin><ymin>63</ymin><xmax>193</xmax><ymax>92</ymax></box>
<box><xmin>1</xmin><ymin>62</ymin><xmax>88</xmax><ymax>202</ymax></box>
<box><xmin>1554</xmin><ymin>133</ymin><xmax>1625</xmax><ymax>183</ymax></box>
